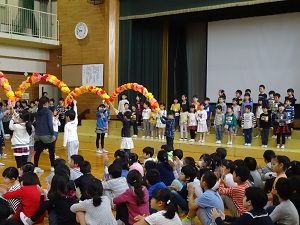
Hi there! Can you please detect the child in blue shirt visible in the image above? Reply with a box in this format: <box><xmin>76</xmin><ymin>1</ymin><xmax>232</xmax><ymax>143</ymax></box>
<box><xmin>183</xmin><ymin>171</ymin><xmax>224</xmax><ymax>225</ymax></box>
<box><xmin>160</xmin><ymin>110</ymin><xmax>175</xmax><ymax>151</ymax></box>
<box><xmin>204</xmin><ymin>98</ymin><xmax>213</xmax><ymax>135</ymax></box>
<box><xmin>156</xmin><ymin>150</ymin><xmax>175</xmax><ymax>186</ymax></box>
<box><xmin>95</xmin><ymin>104</ymin><xmax>108</xmax><ymax>154</ymax></box>
<box><xmin>146</xmin><ymin>169</ymin><xmax>167</xmax><ymax>200</ymax></box>
<box><xmin>284</xmin><ymin>99</ymin><xmax>295</xmax><ymax>139</ymax></box>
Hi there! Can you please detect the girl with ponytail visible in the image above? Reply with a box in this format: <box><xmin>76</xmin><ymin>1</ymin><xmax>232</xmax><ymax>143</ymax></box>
<box><xmin>133</xmin><ymin>188</ymin><xmax>181</xmax><ymax>225</ymax></box>
<box><xmin>156</xmin><ymin>150</ymin><xmax>175</xmax><ymax>186</ymax></box>
<box><xmin>114</xmin><ymin>170</ymin><xmax>149</xmax><ymax>225</ymax></box>
<box><xmin>70</xmin><ymin>178</ymin><xmax>117</xmax><ymax>225</ymax></box>
<box><xmin>9</xmin><ymin>110</ymin><xmax>32</xmax><ymax>168</ymax></box>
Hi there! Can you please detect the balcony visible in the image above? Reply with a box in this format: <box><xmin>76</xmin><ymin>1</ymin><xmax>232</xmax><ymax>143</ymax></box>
<box><xmin>0</xmin><ymin>3</ymin><xmax>59</xmax><ymax>49</ymax></box>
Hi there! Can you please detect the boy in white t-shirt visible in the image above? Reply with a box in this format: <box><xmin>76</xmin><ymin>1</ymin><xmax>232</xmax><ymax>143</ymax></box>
<box><xmin>63</xmin><ymin>100</ymin><xmax>79</xmax><ymax>162</ymax></box>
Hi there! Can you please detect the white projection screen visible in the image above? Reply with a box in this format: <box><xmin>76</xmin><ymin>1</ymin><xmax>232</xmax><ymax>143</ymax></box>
<box><xmin>207</xmin><ymin>13</ymin><xmax>300</xmax><ymax>102</ymax></box>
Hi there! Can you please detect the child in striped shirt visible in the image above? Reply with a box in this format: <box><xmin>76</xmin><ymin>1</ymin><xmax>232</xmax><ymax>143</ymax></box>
<box><xmin>241</xmin><ymin>105</ymin><xmax>256</xmax><ymax>146</ymax></box>
<box><xmin>219</xmin><ymin>166</ymin><xmax>250</xmax><ymax>217</ymax></box>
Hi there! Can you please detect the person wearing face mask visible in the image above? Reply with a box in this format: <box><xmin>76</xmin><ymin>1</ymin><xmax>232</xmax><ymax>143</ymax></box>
<box><xmin>198</xmin><ymin>154</ymin><xmax>214</xmax><ymax>175</ymax></box>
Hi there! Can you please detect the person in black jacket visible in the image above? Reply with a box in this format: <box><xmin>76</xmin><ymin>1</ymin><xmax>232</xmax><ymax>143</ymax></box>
<box><xmin>211</xmin><ymin>187</ymin><xmax>273</xmax><ymax>225</ymax></box>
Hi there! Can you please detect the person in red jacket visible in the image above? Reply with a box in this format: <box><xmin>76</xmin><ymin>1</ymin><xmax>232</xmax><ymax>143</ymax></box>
<box><xmin>0</xmin><ymin>172</ymin><xmax>45</xmax><ymax>223</ymax></box>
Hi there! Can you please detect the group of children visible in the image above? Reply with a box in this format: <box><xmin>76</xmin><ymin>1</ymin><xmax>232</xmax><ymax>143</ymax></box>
<box><xmin>1</xmin><ymin>145</ymin><xmax>299</xmax><ymax>225</ymax></box>
<box><xmin>0</xmin><ymin>95</ymin><xmax>79</xmax><ymax>173</ymax></box>
<box><xmin>115</xmin><ymin>86</ymin><xmax>296</xmax><ymax>150</ymax></box>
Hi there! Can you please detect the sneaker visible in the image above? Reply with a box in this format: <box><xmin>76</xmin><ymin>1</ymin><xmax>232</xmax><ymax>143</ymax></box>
<box><xmin>34</xmin><ymin>167</ymin><xmax>44</xmax><ymax>173</ymax></box>
<box><xmin>288</xmin><ymin>136</ymin><xmax>292</xmax><ymax>140</ymax></box>
<box><xmin>155</xmin><ymin>136</ymin><xmax>158</xmax><ymax>139</ymax></box>
<box><xmin>215</xmin><ymin>140</ymin><xmax>220</xmax><ymax>144</ymax></box>
<box><xmin>132</xmin><ymin>135</ymin><xmax>138</xmax><ymax>138</ymax></box>
<box><xmin>245</xmin><ymin>143</ymin><xmax>248</xmax><ymax>146</ymax></box>
<box><xmin>162</xmin><ymin>136</ymin><xmax>165</xmax><ymax>140</ymax></box>
<box><xmin>229</xmin><ymin>141</ymin><xmax>233</xmax><ymax>145</ymax></box>
<box><xmin>0</xmin><ymin>162</ymin><xmax>4</xmax><ymax>166</ymax></box>
<box><xmin>105</xmin><ymin>133</ymin><xmax>108</xmax><ymax>137</ymax></box>
<box><xmin>265</xmin><ymin>145</ymin><xmax>268</xmax><ymax>148</ymax></box>
<box><xmin>20</xmin><ymin>212</ymin><xmax>34</xmax><ymax>225</ymax></box>
<box><xmin>142</xmin><ymin>136</ymin><xmax>146</xmax><ymax>139</ymax></box>
<box><xmin>147</xmin><ymin>136</ymin><xmax>151</xmax><ymax>139</ymax></box>
<box><xmin>198</xmin><ymin>140</ymin><xmax>202</xmax><ymax>143</ymax></box>
<box><xmin>247</xmin><ymin>143</ymin><xmax>251</xmax><ymax>146</ymax></box>
<box><xmin>184</xmin><ymin>138</ymin><xmax>188</xmax><ymax>141</ymax></box>
<box><xmin>227</xmin><ymin>142</ymin><xmax>231</xmax><ymax>145</ymax></box>
<box><xmin>50</xmin><ymin>167</ymin><xmax>54</xmax><ymax>172</ymax></box>
<box><xmin>261</xmin><ymin>145</ymin><xmax>265</xmax><ymax>148</ymax></box>
<box><xmin>96</xmin><ymin>149</ymin><xmax>103</xmax><ymax>154</ymax></box>
<box><xmin>158</xmin><ymin>135</ymin><xmax>161</xmax><ymax>139</ymax></box>
<box><xmin>55</xmin><ymin>155</ymin><xmax>59</xmax><ymax>159</ymax></box>
<box><xmin>189</xmin><ymin>139</ymin><xmax>195</xmax><ymax>142</ymax></box>
<box><xmin>277</xmin><ymin>144</ymin><xmax>280</xmax><ymax>149</ymax></box>
<box><xmin>179</xmin><ymin>138</ymin><xmax>184</xmax><ymax>141</ymax></box>
<box><xmin>206</xmin><ymin>132</ymin><xmax>210</xmax><ymax>135</ymax></box>
<box><xmin>182</xmin><ymin>216</ymin><xmax>195</xmax><ymax>225</ymax></box>
<box><xmin>150</xmin><ymin>137</ymin><xmax>154</xmax><ymax>139</ymax></box>
<box><xmin>281</xmin><ymin>145</ymin><xmax>285</xmax><ymax>149</ymax></box>
<box><xmin>272</xmin><ymin>135</ymin><xmax>277</xmax><ymax>139</ymax></box>
<box><xmin>102</xmin><ymin>149</ymin><xmax>108</xmax><ymax>153</ymax></box>
<box><xmin>1</xmin><ymin>153</ymin><xmax>7</xmax><ymax>158</ymax></box>
<box><xmin>201</xmin><ymin>140</ymin><xmax>205</xmax><ymax>143</ymax></box>
<box><xmin>255</xmin><ymin>135</ymin><xmax>261</xmax><ymax>138</ymax></box>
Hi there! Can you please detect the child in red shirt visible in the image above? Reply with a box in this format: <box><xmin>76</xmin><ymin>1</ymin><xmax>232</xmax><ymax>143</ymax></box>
<box><xmin>0</xmin><ymin>172</ymin><xmax>44</xmax><ymax>223</ymax></box>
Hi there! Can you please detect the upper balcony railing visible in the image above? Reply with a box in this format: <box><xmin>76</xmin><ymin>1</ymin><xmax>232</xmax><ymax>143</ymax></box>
<box><xmin>0</xmin><ymin>3</ymin><xmax>59</xmax><ymax>41</ymax></box>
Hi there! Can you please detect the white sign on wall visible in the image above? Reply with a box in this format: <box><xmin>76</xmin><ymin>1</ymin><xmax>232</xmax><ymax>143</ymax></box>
<box><xmin>82</xmin><ymin>64</ymin><xmax>103</xmax><ymax>87</ymax></box>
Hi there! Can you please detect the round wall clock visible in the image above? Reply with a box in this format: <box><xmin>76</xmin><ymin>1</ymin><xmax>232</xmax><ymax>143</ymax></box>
<box><xmin>75</xmin><ymin>22</ymin><xmax>88</xmax><ymax>40</ymax></box>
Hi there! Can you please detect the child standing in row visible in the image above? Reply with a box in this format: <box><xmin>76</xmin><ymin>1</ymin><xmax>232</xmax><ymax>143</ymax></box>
<box><xmin>223</xmin><ymin>107</ymin><xmax>237</xmax><ymax>145</ymax></box>
<box><xmin>275</xmin><ymin>104</ymin><xmax>288</xmax><ymax>149</ymax></box>
<box><xmin>259</xmin><ymin>105</ymin><xmax>271</xmax><ymax>148</ymax></box>
<box><xmin>142</xmin><ymin>102</ymin><xmax>151</xmax><ymax>139</ymax></box>
<box><xmin>270</xmin><ymin>93</ymin><xmax>282</xmax><ymax>138</ymax></box>
<box><xmin>51</xmin><ymin>107</ymin><xmax>61</xmax><ymax>159</ymax></box>
<box><xmin>156</xmin><ymin>103</ymin><xmax>167</xmax><ymax>140</ymax></box>
<box><xmin>170</xmin><ymin>97</ymin><xmax>180</xmax><ymax>132</ymax></box>
<box><xmin>214</xmin><ymin>105</ymin><xmax>224</xmax><ymax>144</ymax></box>
<box><xmin>131</xmin><ymin>105</ymin><xmax>139</xmax><ymax>138</ymax></box>
<box><xmin>284</xmin><ymin>99</ymin><xmax>294</xmax><ymax>139</ymax></box>
<box><xmin>241</xmin><ymin>93</ymin><xmax>253</xmax><ymax>116</ymax></box>
<box><xmin>242</xmin><ymin>105</ymin><xmax>256</xmax><ymax>146</ymax></box>
<box><xmin>255</xmin><ymin>99</ymin><xmax>263</xmax><ymax>138</ymax></box>
<box><xmin>232</xmin><ymin>98</ymin><xmax>240</xmax><ymax>136</ymax></box>
<box><xmin>136</xmin><ymin>95</ymin><xmax>144</xmax><ymax>128</ymax></box>
<box><xmin>204</xmin><ymin>98</ymin><xmax>213</xmax><ymax>135</ymax></box>
<box><xmin>188</xmin><ymin>105</ymin><xmax>197</xmax><ymax>142</ymax></box>
<box><xmin>179</xmin><ymin>105</ymin><xmax>189</xmax><ymax>141</ymax></box>
<box><xmin>217</xmin><ymin>97</ymin><xmax>227</xmax><ymax>115</ymax></box>
<box><xmin>149</xmin><ymin>109</ymin><xmax>157</xmax><ymax>139</ymax></box>
<box><xmin>197</xmin><ymin>103</ymin><xmax>207</xmax><ymax>143</ymax></box>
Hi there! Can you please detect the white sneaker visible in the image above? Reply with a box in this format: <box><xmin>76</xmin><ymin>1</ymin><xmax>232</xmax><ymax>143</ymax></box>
<box><xmin>20</xmin><ymin>212</ymin><xmax>33</xmax><ymax>225</ymax></box>
<box><xmin>288</xmin><ymin>136</ymin><xmax>292</xmax><ymax>140</ymax></box>
<box><xmin>247</xmin><ymin>143</ymin><xmax>251</xmax><ymax>146</ymax></box>
<box><xmin>277</xmin><ymin>144</ymin><xmax>280</xmax><ymax>149</ymax></box>
<box><xmin>55</xmin><ymin>155</ymin><xmax>59</xmax><ymax>159</ymax></box>
<box><xmin>1</xmin><ymin>153</ymin><xmax>7</xmax><ymax>158</ymax></box>
<box><xmin>147</xmin><ymin>136</ymin><xmax>151</xmax><ymax>139</ymax></box>
<box><xmin>201</xmin><ymin>140</ymin><xmax>205</xmax><ymax>143</ymax></box>
<box><xmin>261</xmin><ymin>145</ymin><xmax>265</xmax><ymax>148</ymax></box>
<box><xmin>227</xmin><ymin>142</ymin><xmax>231</xmax><ymax>145</ymax></box>
<box><xmin>229</xmin><ymin>141</ymin><xmax>233</xmax><ymax>145</ymax></box>
<box><xmin>179</xmin><ymin>138</ymin><xmax>183</xmax><ymax>141</ymax></box>
<box><xmin>132</xmin><ymin>135</ymin><xmax>138</xmax><ymax>138</ymax></box>
<box><xmin>189</xmin><ymin>139</ymin><xmax>195</xmax><ymax>142</ymax></box>
<box><xmin>265</xmin><ymin>145</ymin><xmax>268</xmax><ymax>148</ymax></box>
<box><xmin>184</xmin><ymin>138</ymin><xmax>188</xmax><ymax>141</ymax></box>
<box><xmin>155</xmin><ymin>136</ymin><xmax>158</xmax><ymax>139</ymax></box>
<box><xmin>245</xmin><ymin>143</ymin><xmax>248</xmax><ymax>146</ymax></box>
<box><xmin>50</xmin><ymin>167</ymin><xmax>54</xmax><ymax>172</ymax></box>
<box><xmin>105</xmin><ymin>133</ymin><xmax>108</xmax><ymax>137</ymax></box>
<box><xmin>162</xmin><ymin>136</ymin><xmax>165</xmax><ymax>140</ymax></box>
<box><xmin>158</xmin><ymin>135</ymin><xmax>161</xmax><ymax>139</ymax></box>
<box><xmin>255</xmin><ymin>135</ymin><xmax>261</xmax><ymax>138</ymax></box>
<box><xmin>281</xmin><ymin>145</ymin><xmax>285</xmax><ymax>149</ymax></box>
<box><xmin>102</xmin><ymin>149</ymin><xmax>108</xmax><ymax>153</ymax></box>
<box><xmin>215</xmin><ymin>141</ymin><xmax>220</xmax><ymax>144</ymax></box>
<box><xmin>142</xmin><ymin>136</ymin><xmax>146</xmax><ymax>139</ymax></box>
<box><xmin>96</xmin><ymin>149</ymin><xmax>103</xmax><ymax>154</ymax></box>
<box><xmin>34</xmin><ymin>167</ymin><xmax>44</xmax><ymax>173</ymax></box>
<box><xmin>0</xmin><ymin>162</ymin><xmax>4</xmax><ymax>166</ymax></box>
<box><xmin>272</xmin><ymin>135</ymin><xmax>277</xmax><ymax>139</ymax></box>
<box><xmin>198</xmin><ymin>140</ymin><xmax>202</xmax><ymax>143</ymax></box>
<box><xmin>150</xmin><ymin>137</ymin><xmax>154</xmax><ymax>139</ymax></box>
<box><xmin>207</xmin><ymin>132</ymin><xmax>210</xmax><ymax>135</ymax></box>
